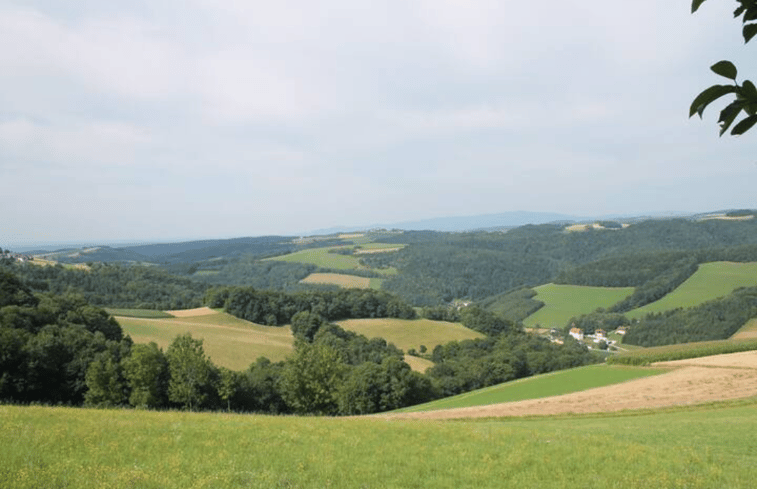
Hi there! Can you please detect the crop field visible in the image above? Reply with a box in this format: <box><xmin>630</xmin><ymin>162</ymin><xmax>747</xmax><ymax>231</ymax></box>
<box><xmin>264</xmin><ymin>246</ymin><xmax>398</xmax><ymax>275</ymax></box>
<box><xmin>607</xmin><ymin>338</ymin><xmax>757</xmax><ymax>365</ymax></box>
<box><xmin>3</xmin><ymin>399</ymin><xmax>757</xmax><ymax>488</ymax></box>
<box><xmin>336</xmin><ymin>318</ymin><xmax>484</xmax><ymax>354</ymax></box>
<box><xmin>627</xmin><ymin>261</ymin><xmax>757</xmax><ymax>319</ymax></box>
<box><xmin>299</xmin><ymin>272</ymin><xmax>372</xmax><ymax>289</ymax></box>
<box><xmin>116</xmin><ymin>310</ymin><xmax>294</xmax><ymax>370</ymax></box>
<box><xmin>522</xmin><ymin>283</ymin><xmax>634</xmax><ymax>328</ymax></box>
<box><xmin>395</xmin><ymin>364</ymin><xmax>667</xmax><ymax>413</ymax></box>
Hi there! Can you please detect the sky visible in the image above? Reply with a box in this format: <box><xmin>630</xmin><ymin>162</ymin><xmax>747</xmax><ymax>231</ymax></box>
<box><xmin>1</xmin><ymin>0</ymin><xmax>756</xmax><ymax>248</ymax></box>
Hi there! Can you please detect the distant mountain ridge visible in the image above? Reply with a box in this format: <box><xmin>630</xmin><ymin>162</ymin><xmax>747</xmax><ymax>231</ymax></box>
<box><xmin>311</xmin><ymin>211</ymin><xmax>587</xmax><ymax>235</ymax></box>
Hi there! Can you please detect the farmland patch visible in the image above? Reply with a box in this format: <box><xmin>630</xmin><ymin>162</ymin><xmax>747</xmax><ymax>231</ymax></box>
<box><xmin>336</xmin><ymin>318</ymin><xmax>484</xmax><ymax>354</ymax></box>
<box><xmin>523</xmin><ymin>283</ymin><xmax>634</xmax><ymax>329</ymax></box>
<box><xmin>627</xmin><ymin>261</ymin><xmax>757</xmax><ymax>319</ymax></box>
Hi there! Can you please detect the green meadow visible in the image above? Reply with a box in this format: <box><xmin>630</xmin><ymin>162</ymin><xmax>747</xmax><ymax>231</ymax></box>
<box><xmin>3</xmin><ymin>400</ymin><xmax>757</xmax><ymax>488</ymax></box>
<box><xmin>395</xmin><ymin>364</ymin><xmax>667</xmax><ymax>412</ymax></box>
<box><xmin>523</xmin><ymin>284</ymin><xmax>634</xmax><ymax>329</ymax></box>
<box><xmin>116</xmin><ymin>311</ymin><xmax>294</xmax><ymax>370</ymax></box>
<box><xmin>336</xmin><ymin>317</ymin><xmax>484</xmax><ymax>353</ymax></box>
<box><xmin>265</xmin><ymin>245</ymin><xmax>398</xmax><ymax>275</ymax></box>
<box><xmin>627</xmin><ymin>261</ymin><xmax>757</xmax><ymax>319</ymax></box>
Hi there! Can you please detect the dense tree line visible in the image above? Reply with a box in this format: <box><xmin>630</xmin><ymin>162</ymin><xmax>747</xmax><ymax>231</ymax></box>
<box><xmin>477</xmin><ymin>287</ymin><xmax>545</xmax><ymax>323</ymax></box>
<box><xmin>623</xmin><ymin>286</ymin><xmax>757</xmax><ymax>346</ymax></box>
<box><xmin>1</xmin><ymin>260</ymin><xmax>209</xmax><ymax>310</ymax></box>
<box><xmin>372</xmin><ymin>219</ymin><xmax>757</xmax><ymax>306</ymax></box>
<box><xmin>427</xmin><ymin>330</ymin><xmax>599</xmax><ymax>397</ymax></box>
<box><xmin>214</xmin><ymin>287</ymin><xmax>417</xmax><ymax>326</ymax></box>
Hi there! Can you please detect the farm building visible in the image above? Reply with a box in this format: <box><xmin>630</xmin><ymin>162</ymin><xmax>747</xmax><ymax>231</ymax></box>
<box><xmin>569</xmin><ymin>327</ymin><xmax>584</xmax><ymax>341</ymax></box>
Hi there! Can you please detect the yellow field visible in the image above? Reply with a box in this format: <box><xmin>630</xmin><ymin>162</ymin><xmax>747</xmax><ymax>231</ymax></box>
<box><xmin>300</xmin><ymin>273</ymin><xmax>371</xmax><ymax>289</ymax></box>
<box><xmin>116</xmin><ymin>310</ymin><xmax>294</xmax><ymax>370</ymax></box>
<box><xmin>336</xmin><ymin>318</ymin><xmax>484</xmax><ymax>354</ymax></box>
<box><xmin>402</xmin><ymin>355</ymin><xmax>435</xmax><ymax>372</ymax></box>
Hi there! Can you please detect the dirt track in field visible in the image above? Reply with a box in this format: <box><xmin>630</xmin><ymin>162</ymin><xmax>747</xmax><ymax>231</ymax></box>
<box><xmin>384</xmin><ymin>351</ymin><xmax>757</xmax><ymax>420</ymax></box>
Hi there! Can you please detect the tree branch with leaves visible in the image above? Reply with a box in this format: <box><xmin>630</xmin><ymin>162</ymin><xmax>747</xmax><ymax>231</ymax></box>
<box><xmin>690</xmin><ymin>0</ymin><xmax>757</xmax><ymax>135</ymax></box>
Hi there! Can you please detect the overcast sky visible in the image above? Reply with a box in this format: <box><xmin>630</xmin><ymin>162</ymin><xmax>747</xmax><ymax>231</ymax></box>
<box><xmin>1</xmin><ymin>0</ymin><xmax>755</xmax><ymax>247</ymax></box>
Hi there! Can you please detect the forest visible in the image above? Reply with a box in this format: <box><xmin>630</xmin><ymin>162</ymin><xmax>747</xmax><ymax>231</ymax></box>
<box><xmin>0</xmin><ymin>268</ymin><xmax>600</xmax><ymax>414</ymax></box>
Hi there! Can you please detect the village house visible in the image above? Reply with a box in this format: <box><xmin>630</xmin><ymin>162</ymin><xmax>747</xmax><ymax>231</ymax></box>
<box><xmin>569</xmin><ymin>327</ymin><xmax>584</xmax><ymax>341</ymax></box>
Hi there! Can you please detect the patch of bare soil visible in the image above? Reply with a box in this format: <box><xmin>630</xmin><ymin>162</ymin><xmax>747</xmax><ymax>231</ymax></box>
<box><xmin>166</xmin><ymin>307</ymin><xmax>217</xmax><ymax>318</ymax></box>
<box><xmin>385</xmin><ymin>352</ymin><xmax>757</xmax><ymax>420</ymax></box>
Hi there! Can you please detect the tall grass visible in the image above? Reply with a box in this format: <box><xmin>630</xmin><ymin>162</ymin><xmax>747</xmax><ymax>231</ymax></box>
<box><xmin>2</xmin><ymin>401</ymin><xmax>757</xmax><ymax>488</ymax></box>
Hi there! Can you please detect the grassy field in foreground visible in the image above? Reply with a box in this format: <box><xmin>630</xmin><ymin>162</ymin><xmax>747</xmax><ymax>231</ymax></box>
<box><xmin>627</xmin><ymin>261</ymin><xmax>757</xmax><ymax>319</ymax></box>
<box><xmin>337</xmin><ymin>317</ymin><xmax>484</xmax><ymax>353</ymax></box>
<box><xmin>3</xmin><ymin>401</ymin><xmax>757</xmax><ymax>488</ymax></box>
<box><xmin>395</xmin><ymin>364</ymin><xmax>667</xmax><ymax>413</ymax></box>
<box><xmin>523</xmin><ymin>284</ymin><xmax>634</xmax><ymax>329</ymax></box>
<box><xmin>264</xmin><ymin>246</ymin><xmax>397</xmax><ymax>275</ymax></box>
<box><xmin>116</xmin><ymin>312</ymin><xmax>294</xmax><ymax>370</ymax></box>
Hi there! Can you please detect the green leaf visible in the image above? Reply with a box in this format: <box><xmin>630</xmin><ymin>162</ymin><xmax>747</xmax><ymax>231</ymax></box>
<box><xmin>711</xmin><ymin>60</ymin><xmax>738</xmax><ymax>80</ymax></box>
<box><xmin>742</xmin><ymin>80</ymin><xmax>757</xmax><ymax>99</ymax></box>
<box><xmin>690</xmin><ymin>84</ymin><xmax>737</xmax><ymax>118</ymax></box>
<box><xmin>735</xmin><ymin>5</ymin><xmax>746</xmax><ymax>17</ymax></box>
<box><xmin>692</xmin><ymin>0</ymin><xmax>708</xmax><ymax>13</ymax></box>
<box><xmin>744</xmin><ymin>23</ymin><xmax>757</xmax><ymax>43</ymax></box>
<box><xmin>731</xmin><ymin>114</ymin><xmax>757</xmax><ymax>135</ymax></box>
<box><xmin>718</xmin><ymin>101</ymin><xmax>743</xmax><ymax>136</ymax></box>
<box><xmin>743</xmin><ymin>6</ymin><xmax>757</xmax><ymax>22</ymax></box>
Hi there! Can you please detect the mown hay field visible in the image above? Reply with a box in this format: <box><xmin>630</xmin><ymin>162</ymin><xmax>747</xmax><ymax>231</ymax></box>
<box><xmin>116</xmin><ymin>310</ymin><xmax>294</xmax><ymax>370</ymax></box>
<box><xmin>522</xmin><ymin>283</ymin><xmax>634</xmax><ymax>329</ymax></box>
<box><xmin>336</xmin><ymin>317</ymin><xmax>484</xmax><ymax>354</ymax></box>
<box><xmin>300</xmin><ymin>272</ymin><xmax>372</xmax><ymax>289</ymax></box>
<box><xmin>627</xmin><ymin>261</ymin><xmax>757</xmax><ymax>319</ymax></box>
<box><xmin>394</xmin><ymin>364</ymin><xmax>667</xmax><ymax>413</ymax></box>
<box><xmin>3</xmin><ymin>399</ymin><xmax>757</xmax><ymax>488</ymax></box>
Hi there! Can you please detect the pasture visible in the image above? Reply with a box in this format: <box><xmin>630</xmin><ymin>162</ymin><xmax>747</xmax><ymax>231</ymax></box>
<box><xmin>336</xmin><ymin>317</ymin><xmax>484</xmax><ymax>354</ymax></box>
<box><xmin>116</xmin><ymin>310</ymin><xmax>294</xmax><ymax>370</ymax></box>
<box><xmin>522</xmin><ymin>283</ymin><xmax>634</xmax><ymax>329</ymax></box>
<box><xmin>264</xmin><ymin>245</ymin><xmax>398</xmax><ymax>275</ymax></box>
<box><xmin>627</xmin><ymin>261</ymin><xmax>757</xmax><ymax>319</ymax></box>
<box><xmin>3</xmin><ymin>399</ymin><xmax>757</xmax><ymax>488</ymax></box>
<box><xmin>394</xmin><ymin>364</ymin><xmax>667</xmax><ymax>412</ymax></box>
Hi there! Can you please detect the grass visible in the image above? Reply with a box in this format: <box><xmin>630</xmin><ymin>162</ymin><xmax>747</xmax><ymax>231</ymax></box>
<box><xmin>523</xmin><ymin>283</ymin><xmax>634</xmax><ymax>329</ymax></box>
<box><xmin>627</xmin><ymin>261</ymin><xmax>757</xmax><ymax>319</ymax></box>
<box><xmin>336</xmin><ymin>318</ymin><xmax>484</xmax><ymax>353</ymax></box>
<box><xmin>115</xmin><ymin>311</ymin><xmax>294</xmax><ymax>370</ymax></box>
<box><xmin>3</xmin><ymin>400</ymin><xmax>757</xmax><ymax>488</ymax></box>
<box><xmin>394</xmin><ymin>364</ymin><xmax>667</xmax><ymax>412</ymax></box>
<box><xmin>264</xmin><ymin>246</ymin><xmax>398</xmax><ymax>275</ymax></box>
<box><xmin>607</xmin><ymin>338</ymin><xmax>757</xmax><ymax>365</ymax></box>
<box><xmin>105</xmin><ymin>308</ymin><xmax>174</xmax><ymax>319</ymax></box>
